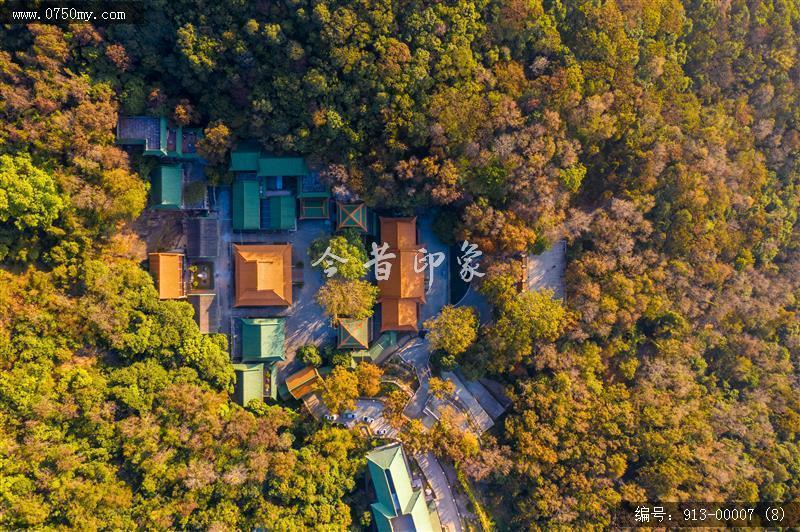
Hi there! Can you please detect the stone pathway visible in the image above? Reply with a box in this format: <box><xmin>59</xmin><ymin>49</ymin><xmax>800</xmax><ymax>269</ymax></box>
<box><xmin>416</xmin><ymin>452</ymin><xmax>462</xmax><ymax>532</ymax></box>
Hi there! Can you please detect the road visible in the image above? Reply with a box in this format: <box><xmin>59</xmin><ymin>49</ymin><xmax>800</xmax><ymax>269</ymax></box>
<box><xmin>416</xmin><ymin>452</ymin><xmax>462</xmax><ymax>532</ymax></box>
<box><xmin>212</xmin><ymin>187</ymin><xmax>233</xmax><ymax>335</ymax></box>
<box><xmin>397</xmin><ymin>337</ymin><xmax>431</xmax><ymax>419</ymax></box>
<box><xmin>418</xmin><ymin>212</ymin><xmax>450</xmax><ymax>323</ymax></box>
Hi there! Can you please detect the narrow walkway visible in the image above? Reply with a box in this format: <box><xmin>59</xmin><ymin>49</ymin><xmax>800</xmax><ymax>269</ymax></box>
<box><xmin>416</xmin><ymin>452</ymin><xmax>462</xmax><ymax>532</ymax></box>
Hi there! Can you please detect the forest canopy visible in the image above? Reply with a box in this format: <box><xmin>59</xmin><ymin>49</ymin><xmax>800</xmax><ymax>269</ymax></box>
<box><xmin>1</xmin><ymin>0</ymin><xmax>800</xmax><ymax>529</ymax></box>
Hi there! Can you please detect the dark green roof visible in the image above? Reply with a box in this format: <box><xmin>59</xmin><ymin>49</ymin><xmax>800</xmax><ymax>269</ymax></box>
<box><xmin>233</xmin><ymin>179</ymin><xmax>260</xmax><ymax>230</ymax></box>
<box><xmin>337</xmin><ymin>202</ymin><xmax>368</xmax><ymax>231</ymax></box>
<box><xmin>338</xmin><ymin>318</ymin><xmax>370</xmax><ymax>349</ymax></box>
<box><xmin>353</xmin><ymin>331</ymin><xmax>396</xmax><ymax>362</ymax></box>
<box><xmin>299</xmin><ymin>197</ymin><xmax>329</xmax><ymax>219</ymax></box>
<box><xmin>230</xmin><ymin>142</ymin><xmax>260</xmax><ymax>172</ymax></box>
<box><xmin>241</xmin><ymin>318</ymin><xmax>286</xmax><ymax>363</ymax></box>
<box><xmin>258</xmin><ymin>157</ymin><xmax>308</xmax><ymax>177</ymax></box>
<box><xmin>367</xmin><ymin>443</ymin><xmax>432</xmax><ymax>531</ymax></box>
<box><xmin>232</xmin><ymin>363</ymin><xmax>264</xmax><ymax>406</ymax></box>
<box><xmin>151</xmin><ymin>165</ymin><xmax>182</xmax><ymax>209</ymax></box>
<box><xmin>266</xmin><ymin>195</ymin><xmax>296</xmax><ymax>230</ymax></box>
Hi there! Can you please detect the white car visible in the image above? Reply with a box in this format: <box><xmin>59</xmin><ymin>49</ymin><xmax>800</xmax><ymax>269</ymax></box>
<box><xmin>363</xmin><ymin>416</ymin><xmax>375</xmax><ymax>423</ymax></box>
<box><xmin>343</xmin><ymin>412</ymin><xmax>357</xmax><ymax>420</ymax></box>
<box><xmin>324</xmin><ymin>414</ymin><xmax>338</xmax><ymax>421</ymax></box>
<box><xmin>376</xmin><ymin>428</ymin><xmax>388</xmax><ymax>436</ymax></box>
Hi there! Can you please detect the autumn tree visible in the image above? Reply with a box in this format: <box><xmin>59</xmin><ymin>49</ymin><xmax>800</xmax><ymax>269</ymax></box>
<box><xmin>321</xmin><ymin>366</ymin><xmax>359</xmax><ymax>415</ymax></box>
<box><xmin>316</xmin><ymin>278</ymin><xmax>378</xmax><ymax>321</ymax></box>
<box><xmin>383</xmin><ymin>389</ymin><xmax>410</xmax><ymax>429</ymax></box>
<box><xmin>429</xmin><ymin>377</ymin><xmax>456</xmax><ymax>400</ymax></box>
<box><xmin>424</xmin><ymin>305</ymin><xmax>478</xmax><ymax>357</ymax></box>
<box><xmin>355</xmin><ymin>362</ymin><xmax>383</xmax><ymax>397</ymax></box>
<box><xmin>196</xmin><ymin>121</ymin><xmax>232</xmax><ymax>164</ymax></box>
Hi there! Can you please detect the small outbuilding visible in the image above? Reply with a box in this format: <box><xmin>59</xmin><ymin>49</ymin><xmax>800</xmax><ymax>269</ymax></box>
<box><xmin>148</xmin><ymin>252</ymin><xmax>186</xmax><ymax>300</ymax></box>
<box><xmin>240</xmin><ymin>318</ymin><xmax>286</xmax><ymax>363</ymax></box>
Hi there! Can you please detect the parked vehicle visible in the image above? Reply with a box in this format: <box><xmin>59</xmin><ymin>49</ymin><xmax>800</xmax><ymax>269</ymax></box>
<box><xmin>363</xmin><ymin>416</ymin><xmax>375</xmax><ymax>423</ymax></box>
<box><xmin>343</xmin><ymin>412</ymin><xmax>357</xmax><ymax>420</ymax></box>
<box><xmin>324</xmin><ymin>414</ymin><xmax>338</xmax><ymax>421</ymax></box>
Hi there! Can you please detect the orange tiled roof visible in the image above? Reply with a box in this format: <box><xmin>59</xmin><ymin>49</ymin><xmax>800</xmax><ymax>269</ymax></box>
<box><xmin>378</xmin><ymin>250</ymin><xmax>426</xmax><ymax>302</ymax></box>
<box><xmin>286</xmin><ymin>366</ymin><xmax>321</xmax><ymax>399</ymax></box>
<box><xmin>148</xmin><ymin>252</ymin><xmax>185</xmax><ymax>299</ymax></box>
<box><xmin>378</xmin><ymin>218</ymin><xmax>424</xmax><ymax>332</ymax></box>
<box><xmin>234</xmin><ymin>244</ymin><xmax>292</xmax><ymax>307</ymax></box>
<box><xmin>380</xmin><ymin>299</ymin><xmax>419</xmax><ymax>332</ymax></box>
<box><xmin>380</xmin><ymin>216</ymin><xmax>418</xmax><ymax>250</ymax></box>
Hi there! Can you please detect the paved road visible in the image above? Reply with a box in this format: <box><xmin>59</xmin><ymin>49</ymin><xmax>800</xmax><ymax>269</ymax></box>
<box><xmin>418</xmin><ymin>212</ymin><xmax>450</xmax><ymax>323</ymax></box>
<box><xmin>213</xmin><ymin>187</ymin><xmax>234</xmax><ymax>336</ymax></box>
<box><xmin>454</xmin><ymin>285</ymin><xmax>491</xmax><ymax>325</ymax></box>
<box><xmin>397</xmin><ymin>337</ymin><xmax>431</xmax><ymax>418</ymax></box>
<box><xmin>416</xmin><ymin>452</ymin><xmax>462</xmax><ymax>532</ymax></box>
<box><xmin>316</xmin><ymin>398</ymin><xmax>399</xmax><ymax>438</ymax></box>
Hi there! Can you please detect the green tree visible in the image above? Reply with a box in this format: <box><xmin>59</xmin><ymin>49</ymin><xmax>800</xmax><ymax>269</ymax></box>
<box><xmin>309</xmin><ymin>232</ymin><xmax>368</xmax><ymax>280</ymax></box>
<box><xmin>297</xmin><ymin>344</ymin><xmax>322</xmax><ymax>367</ymax></box>
<box><xmin>0</xmin><ymin>153</ymin><xmax>64</xmax><ymax>262</ymax></box>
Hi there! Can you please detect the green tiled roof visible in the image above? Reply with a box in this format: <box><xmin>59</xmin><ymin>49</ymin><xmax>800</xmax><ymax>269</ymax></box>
<box><xmin>299</xmin><ymin>198</ymin><xmax>329</xmax><ymax>219</ymax></box>
<box><xmin>338</xmin><ymin>318</ymin><xmax>369</xmax><ymax>349</ymax></box>
<box><xmin>233</xmin><ymin>179</ymin><xmax>260</xmax><ymax>230</ymax></box>
<box><xmin>241</xmin><ymin>318</ymin><xmax>286</xmax><ymax>363</ymax></box>
<box><xmin>353</xmin><ymin>331</ymin><xmax>396</xmax><ymax>362</ymax></box>
<box><xmin>230</xmin><ymin>142</ymin><xmax>260</xmax><ymax>172</ymax></box>
<box><xmin>267</xmin><ymin>363</ymin><xmax>279</xmax><ymax>401</ymax></box>
<box><xmin>151</xmin><ymin>164</ymin><xmax>182</xmax><ymax>209</ymax></box>
<box><xmin>258</xmin><ymin>157</ymin><xmax>308</xmax><ymax>177</ymax></box>
<box><xmin>337</xmin><ymin>202</ymin><xmax>368</xmax><ymax>231</ymax></box>
<box><xmin>267</xmin><ymin>195</ymin><xmax>296</xmax><ymax>230</ymax></box>
<box><xmin>232</xmin><ymin>363</ymin><xmax>264</xmax><ymax>406</ymax></box>
<box><xmin>367</xmin><ymin>443</ymin><xmax>433</xmax><ymax>531</ymax></box>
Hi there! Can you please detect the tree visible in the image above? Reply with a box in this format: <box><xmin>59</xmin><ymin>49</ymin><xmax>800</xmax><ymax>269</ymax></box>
<box><xmin>383</xmin><ymin>389</ymin><xmax>409</xmax><ymax>428</ymax></box>
<box><xmin>424</xmin><ymin>305</ymin><xmax>478</xmax><ymax>357</ymax></box>
<box><xmin>429</xmin><ymin>377</ymin><xmax>455</xmax><ymax>400</ymax></box>
<box><xmin>321</xmin><ymin>366</ymin><xmax>359</xmax><ymax>415</ymax></box>
<box><xmin>355</xmin><ymin>363</ymin><xmax>383</xmax><ymax>397</ymax></box>
<box><xmin>298</xmin><ymin>344</ymin><xmax>322</xmax><ymax>367</ymax></box>
<box><xmin>0</xmin><ymin>153</ymin><xmax>64</xmax><ymax>262</ymax></box>
<box><xmin>196</xmin><ymin>121</ymin><xmax>232</xmax><ymax>164</ymax></box>
<box><xmin>316</xmin><ymin>279</ymin><xmax>378</xmax><ymax>321</ymax></box>
<box><xmin>309</xmin><ymin>232</ymin><xmax>368</xmax><ymax>280</ymax></box>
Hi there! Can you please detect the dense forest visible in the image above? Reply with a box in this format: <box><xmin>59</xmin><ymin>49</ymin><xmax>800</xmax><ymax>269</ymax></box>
<box><xmin>1</xmin><ymin>0</ymin><xmax>800</xmax><ymax>529</ymax></box>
